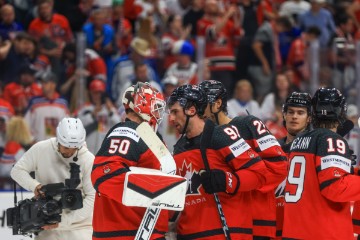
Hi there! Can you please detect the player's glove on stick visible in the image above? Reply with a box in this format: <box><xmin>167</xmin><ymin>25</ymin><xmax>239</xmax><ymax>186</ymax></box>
<box><xmin>200</xmin><ymin>169</ymin><xmax>239</xmax><ymax>194</ymax></box>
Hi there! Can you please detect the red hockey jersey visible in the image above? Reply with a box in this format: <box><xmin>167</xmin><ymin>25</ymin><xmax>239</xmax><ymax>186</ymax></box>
<box><xmin>91</xmin><ymin>121</ymin><xmax>168</xmax><ymax>240</ymax></box>
<box><xmin>230</xmin><ymin>116</ymin><xmax>288</xmax><ymax>238</ymax></box>
<box><xmin>173</xmin><ymin>123</ymin><xmax>267</xmax><ymax>239</ymax></box>
<box><xmin>283</xmin><ymin>128</ymin><xmax>360</xmax><ymax>239</ymax></box>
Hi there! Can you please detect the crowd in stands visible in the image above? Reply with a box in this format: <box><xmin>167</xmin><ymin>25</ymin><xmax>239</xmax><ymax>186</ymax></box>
<box><xmin>0</xmin><ymin>0</ymin><xmax>359</xmax><ymax>189</ymax></box>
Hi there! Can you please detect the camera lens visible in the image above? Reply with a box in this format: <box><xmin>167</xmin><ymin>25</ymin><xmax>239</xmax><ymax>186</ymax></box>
<box><xmin>42</xmin><ymin>200</ymin><xmax>61</xmax><ymax>216</ymax></box>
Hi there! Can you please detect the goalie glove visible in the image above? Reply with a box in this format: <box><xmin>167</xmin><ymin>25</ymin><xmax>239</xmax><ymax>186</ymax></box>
<box><xmin>200</xmin><ymin>169</ymin><xmax>240</xmax><ymax>195</ymax></box>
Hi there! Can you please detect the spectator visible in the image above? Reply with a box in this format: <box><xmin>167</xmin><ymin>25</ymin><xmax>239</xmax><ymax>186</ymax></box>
<box><xmin>261</xmin><ymin>72</ymin><xmax>293</xmax><ymax>121</ymax></box>
<box><xmin>197</xmin><ymin>0</ymin><xmax>242</xmax><ymax>97</ymax></box>
<box><xmin>111</xmin><ymin>37</ymin><xmax>157</xmax><ymax>105</ymax></box>
<box><xmin>329</xmin><ymin>15</ymin><xmax>356</xmax><ymax>94</ymax></box>
<box><xmin>0</xmin><ymin>4</ymin><xmax>23</xmax><ymax>41</ymax></box>
<box><xmin>287</xmin><ymin>26</ymin><xmax>322</xmax><ymax>90</ymax></box>
<box><xmin>257</xmin><ymin>0</ymin><xmax>277</xmax><ymax>25</ymax></box>
<box><xmin>345</xmin><ymin>104</ymin><xmax>360</xmax><ymax>165</ymax></box>
<box><xmin>250</xmin><ymin>16</ymin><xmax>291</xmax><ymax>102</ymax></box>
<box><xmin>0</xmin><ymin>116</ymin><xmax>32</xmax><ymax>189</ymax></box>
<box><xmin>28</xmin><ymin>0</ymin><xmax>74</xmax><ymax>77</ymax></box>
<box><xmin>164</xmin><ymin>40</ymin><xmax>197</xmax><ymax>86</ymax></box>
<box><xmin>60</xmin><ymin>43</ymin><xmax>107</xmax><ymax>105</ymax></box>
<box><xmin>236</xmin><ymin>0</ymin><xmax>259</xmax><ymax>79</ymax></box>
<box><xmin>264</xmin><ymin>105</ymin><xmax>287</xmax><ymax>139</ymax></box>
<box><xmin>347</xmin><ymin>0</ymin><xmax>360</xmax><ymax>29</ymax></box>
<box><xmin>182</xmin><ymin>0</ymin><xmax>204</xmax><ymax>40</ymax></box>
<box><xmin>132</xmin><ymin>61</ymin><xmax>162</xmax><ymax>92</ymax></box>
<box><xmin>279</xmin><ymin>0</ymin><xmax>311</xmax><ymax>26</ymax></box>
<box><xmin>298</xmin><ymin>0</ymin><xmax>336</xmax><ymax>48</ymax></box>
<box><xmin>76</xmin><ymin>79</ymin><xmax>120</xmax><ymax>154</ymax></box>
<box><xmin>53</xmin><ymin>0</ymin><xmax>88</xmax><ymax>32</ymax></box>
<box><xmin>0</xmin><ymin>32</ymin><xmax>36</xmax><ymax>85</ymax></box>
<box><xmin>111</xmin><ymin>0</ymin><xmax>133</xmax><ymax>55</ymax></box>
<box><xmin>83</xmin><ymin>7</ymin><xmax>115</xmax><ymax>81</ymax></box>
<box><xmin>227</xmin><ymin>80</ymin><xmax>262</xmax><ymax>119</ymax></box>
<box><xmin>25</xmin><ymin>72</ymin><xmax>69</xmax><ymax>142</ymax></box>
<box><xmin>3</xmin><ymin>65</ymin><xmax>42</xmax><ymax>115</ymax></box>
<box><xmin>0</xmin><ymin>82</ymin><xmax>14</xmax><ymax>155</ymax></box>
<box><xmin>162</xmin><ymin>14</ymin><xmax>191</xmax><ymax>69</ymax></box>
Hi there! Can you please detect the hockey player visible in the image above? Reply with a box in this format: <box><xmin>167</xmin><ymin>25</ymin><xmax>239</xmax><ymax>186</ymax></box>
<box><xmin>168</xmin><ymin>84</ymin><xmax>268</xmax><ymax>239</ymax></box>
<box><xmin>199</xmin><ymin>80</ymin><xmax>287</xmax><ymax>239</ymax></box>
<box><xmin>276</xmin><ymin>92</ymin><xmax>312</xmax><ymax>238</ymax></box>
<box><xmin>283</xmin><ymin>87</ymin><xmax>360</xmax><ymax>239</ymax></box>
<box><xmin>91</xmin><ymin>82</ymin><xmax>168</xmax><ymax>240</ymax></box>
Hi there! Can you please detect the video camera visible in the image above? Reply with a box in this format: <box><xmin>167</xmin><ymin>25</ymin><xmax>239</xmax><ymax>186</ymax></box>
<box><xmin>6</xmin><ymin>163</ymin><xmax>83</xmax><ymax>236</ymax></box>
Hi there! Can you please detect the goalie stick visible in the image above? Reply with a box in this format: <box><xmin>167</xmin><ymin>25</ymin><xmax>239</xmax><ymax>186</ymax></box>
<box><xmin>200</xmin><ymin>119</ymin><xmax>232</xmax><ymax>240</ymax></box>
<box><xmin>134</xmin><ymin>122</ymin><xmax>177</xmax><ymax>240</ymax></box>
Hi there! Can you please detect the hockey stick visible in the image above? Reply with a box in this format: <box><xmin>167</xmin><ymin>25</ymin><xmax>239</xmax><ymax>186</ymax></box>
<box><xmin>134</xmin><ymin>122</ymin><xmax>177</xmax><ymax>240</ymax></box>
<box><xmin>200</xmin><ymin>119</ymin><xmax>232</xmax><ymax>240</ymax></box>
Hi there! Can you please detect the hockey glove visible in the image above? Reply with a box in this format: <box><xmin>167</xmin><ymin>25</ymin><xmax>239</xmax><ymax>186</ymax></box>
<box><xmin>200</xmin><ymin>169</ymin><xmax>239</xmax><ymax>194</ymax></box>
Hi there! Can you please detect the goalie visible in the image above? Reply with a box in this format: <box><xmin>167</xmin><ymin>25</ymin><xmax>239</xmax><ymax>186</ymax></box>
<box><xmin>91</xmin><ymin>82</ymin><xmax>175</xmax><ymax>240</ymax></box>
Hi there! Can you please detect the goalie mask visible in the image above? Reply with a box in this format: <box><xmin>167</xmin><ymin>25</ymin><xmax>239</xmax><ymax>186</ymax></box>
<box><xmin>312</xmin><ymin>87</ymin><xmax>347</xmax><ymax>125</ymax></box>
<box><xmin>132</xmin><ymin>82</ymin><xmax>166</xmax><ymax>131</ymax></box>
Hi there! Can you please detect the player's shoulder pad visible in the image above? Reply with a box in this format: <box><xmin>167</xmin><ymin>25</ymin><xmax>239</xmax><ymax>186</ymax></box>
<box><xmin>230</xmin><ymin>115</ymin><xmax>270</xmax><ymax>140</ymax></box>
<box><xmin>210</xmin><ymin>124</ymin><xmax>243</xmax><ymax>150</ymax></box>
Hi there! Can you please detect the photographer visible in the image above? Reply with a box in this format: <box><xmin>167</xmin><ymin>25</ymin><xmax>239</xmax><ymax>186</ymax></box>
<box><xmin>10</xmin><ymin>117</ymin><xmax>95</xmax><ymax>240</ymax></box>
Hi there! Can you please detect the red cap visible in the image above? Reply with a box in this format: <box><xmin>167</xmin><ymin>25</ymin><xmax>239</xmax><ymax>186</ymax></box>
<box><xmin>89</xmin><ymin>79</ymin><xmax>106</xmax><ymax>92</ymax></box>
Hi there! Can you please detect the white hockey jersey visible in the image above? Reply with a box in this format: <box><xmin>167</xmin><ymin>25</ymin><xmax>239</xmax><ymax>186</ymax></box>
<box><xmin>25</xmin><ymin>96</ymin><xmax>69</xmax><ymax>142</ymax></box>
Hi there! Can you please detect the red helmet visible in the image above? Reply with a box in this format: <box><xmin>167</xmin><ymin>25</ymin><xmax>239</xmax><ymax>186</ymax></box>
<box><xmin>133</xmin><ymin>82</ymin><xmax>165</xmax><ymax>131</ymax></box>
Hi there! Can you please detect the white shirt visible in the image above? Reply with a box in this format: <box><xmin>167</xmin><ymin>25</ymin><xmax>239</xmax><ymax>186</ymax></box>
<box><xmin>227</xmin><ymin>98</ymin><xmax>263</xmax><ymax>120</ymax></box>
<box><xmin>11</xmin><ymin>138</ymin><xmax>95</xmax><ymax>233</ymax></box>
<box><xmin>260</xmin><ymin>93</ymin><xmax>276</xmax><ymax>121</ymax></box>
<box><xmin>279</xmin><ymin>0</ymin><xmax>311</xmax><ymax>23</ymax></box>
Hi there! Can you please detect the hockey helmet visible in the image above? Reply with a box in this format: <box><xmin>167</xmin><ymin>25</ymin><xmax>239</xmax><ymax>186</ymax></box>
<box><xmin>312</xmin><ymin>87</ymin><xmax>347</xmax><ymax>124</ymax></box>
<box><xmin>199</xmin><ymin>80</ymin><xmax>227</xmax><ymax>111</ymax></box>
<box><xmin>283</xmin><ymin>92</ymin><xmax>312</xmax><ymax>113</ymax></box>
<box><xmin>56</xmin><ymin>118</ymin><xmax>86</xmax><ymax>149</ymax></box>
<box><xmin>167</xmin><ymin>84</ymin><xmax>207</xmax><ymax>116</ymax></box>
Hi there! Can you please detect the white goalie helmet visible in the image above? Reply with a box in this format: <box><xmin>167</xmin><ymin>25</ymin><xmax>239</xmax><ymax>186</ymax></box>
<box><xmin>56</xmin><ymin>118</ymin><xmax>86</xmax><ymax>149</ymax></box>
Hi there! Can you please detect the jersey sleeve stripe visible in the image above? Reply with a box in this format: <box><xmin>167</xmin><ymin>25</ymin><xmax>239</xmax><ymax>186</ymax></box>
<box><xmin>93</xmin><ymin>229</ymin><xmax>166</xmax><ymax>238</ymax></box>
<box><xmin>93</xmin><ymin>168</ymin><xmax>129</xmax><ymax>191</ymax></box>
<box><xmin>238</xmin><ymin>156</ymin><xmax>262</xmax><ymax>170</ymax></box>
<box><xmin>319</xmin><ymin>178</ymin><xmax>341</xmax><ymax>191</ymax></box>
<box><xmin>316</xmin><ymin>166</ymin><xmax>321</xmax><ymax>173</ymax></box>
<box><xmin>353</xmin><ymin>219</ymin><xmax>360</xmax><ymax>226</ymax></box>
<box><xmin>92</xmin><ymin>161</ymin><xmax>114</xmax><ymax>171</ymax></box>
<box><xmin>253</xmin><ymin>219</ymin><xmax>276</xmax><ymax>226</ymax></box>
<box><xmin>177</xmin><ymin>227</ymin><xmax>252</xmax><ymax>239</ymax></box>
<box><xmin>262</xmin><ymin>156</ymin><xmax>287</xmax><ymax>162</ymax></box>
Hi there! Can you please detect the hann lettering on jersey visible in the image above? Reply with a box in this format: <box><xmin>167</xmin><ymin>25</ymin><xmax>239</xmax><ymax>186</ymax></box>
<box><xmin>290</xmin><ymin>137</ymin><xmax>312</xmax><ymax>151</ymax></box>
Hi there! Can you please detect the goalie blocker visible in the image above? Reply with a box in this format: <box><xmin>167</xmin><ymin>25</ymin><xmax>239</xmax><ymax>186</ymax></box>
<box><xmin>123</xmin><ymin>167</ymin><xmax>187</xmax><ymax>211</ymax></box>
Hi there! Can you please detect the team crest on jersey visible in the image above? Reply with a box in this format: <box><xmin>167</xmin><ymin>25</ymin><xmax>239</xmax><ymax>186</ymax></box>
<box><xmin>179</xmin><ymin>160</ymin><xmax>202</xmax><ymax>195</ymax></box>
<box><xmin>247</xmin><ymin>149</ymin><xmax>255</xmax><ymax>158</ymax></box>
<box><xmin>333</xmin><ymin>170</ymin><xmax>341</xmax><ymax>177</ymax></box>
<box><xmin>103</xmin><ymin>165</ymin><xmax>111</xmax><ymax>174</ymax></box>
